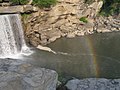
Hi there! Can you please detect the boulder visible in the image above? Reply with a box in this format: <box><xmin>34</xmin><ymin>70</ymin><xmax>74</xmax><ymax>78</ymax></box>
<box><xmin>23</xmin><ymin>5</ymin><xmax>38</xmax><ymax>13</ymax></box>
<box><xmin>0</xmin><ymin>59</ymin><xmax>58</xmax><ymax>90</ymax></box>
<box><xmin>97</xmin><ymin>28</ymin><xmax>111</xmax><ymax>33</ymax></box>
<box><xmin>66</xmin><ymin>32</ymin><xmax>76</xmax><ymax>38</ymax></box>
<box><xmin>66</xmin><ymin>78</ymin><xmax>120</xmax><ymax>90</ymax></box>
<box><xmin>49</xmin><ymin>3</ymin><xmax>77</xmax><ymax>17</ymax></box>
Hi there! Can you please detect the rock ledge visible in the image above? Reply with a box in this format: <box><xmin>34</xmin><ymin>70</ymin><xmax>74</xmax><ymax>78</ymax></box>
<box><xmin>0</xmin><ymin>59</ymin><xmax>58</xmax><ymax>90</ymax></box>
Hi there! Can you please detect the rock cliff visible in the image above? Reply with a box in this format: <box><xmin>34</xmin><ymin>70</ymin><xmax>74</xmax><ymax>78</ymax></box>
<box><xmin>23</xmin><ymin>0</ymin><xmax>120</xmax><ymax>46</ymax></box>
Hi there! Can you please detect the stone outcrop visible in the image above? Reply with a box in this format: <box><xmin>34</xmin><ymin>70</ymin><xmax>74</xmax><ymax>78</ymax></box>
<box><xmin>23</xmin><ymin>0</ymin><xmax>119</xmax><ymax>46</ymax></box>
<box><xmin>0</xmin><ymin>59</ymin><xmax>58</xmax><ymax>90</ymax></box>
<box><xmin>95</xmin><ymin>16</ymin><xmax>120</xmax><ymax>33</ymax></box>
<box><xmin>0</xmin><ymin>5</ymin><xmax>38</xmax><ymax>13</ymax></box>
<box><xmin>37</xmin><ymin>45</ymin><xmax>57</xmax><ymax>54</ymax></box>
<box><xmin>66</xmin><ymin>78</ymin><xmax>120</xmax><ymax>90</ymax></box>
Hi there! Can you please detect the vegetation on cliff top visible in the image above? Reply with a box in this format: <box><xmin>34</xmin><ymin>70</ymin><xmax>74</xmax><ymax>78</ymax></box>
<box><xmin>32</xmin><ymin>0</ymin><xmax>57</xmax><ymax>8</ymax></box>
<box><xmin>85</xmin><ymin>0</ymin><xmax>119</xmax><ymax>16</ymax></box>
<box><xmin>10</xmin><ymin>0</ymin><xmax>57</xmax><ymax>8</ymax></box>
<box><xmin>10</xmin><ymin>0</ymin><xmax>119</xmax><ymax>16</ymax></box>
<box><xmin>100</xmin><ymin>0</ymin><xmax>120</xmax><ymax>16</ymax></box>
<box><xmin>10</xmin><ymin>0</ymin><xmax>29</xmax><ymax>5</ymax></box>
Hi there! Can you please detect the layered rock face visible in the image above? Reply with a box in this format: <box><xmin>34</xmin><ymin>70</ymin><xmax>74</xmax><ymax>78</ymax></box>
<box><xmin>96</xmin><ymin>16</ymin><xmax>120</xmax><ymax>33</ymax></box>
<box><xmin>23</xmin><ymin>0</ymin><xmax>119</xmax><ymax>46</ymax></box>
<box><xmin>0</xmin><ymin>5</ymin><xmax>38</xmax><ymax>13</ymax></box>
<box><xmin>0</xmin><ymin>59</ymin><xmax>58</xmax><ymax>90</ymax></box>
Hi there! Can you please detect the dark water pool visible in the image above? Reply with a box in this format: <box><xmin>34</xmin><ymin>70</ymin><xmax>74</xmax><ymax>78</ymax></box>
<box><xmin>24</xmin><ymin>32</ymin><xmax>120</xmax><ymax>79</ymax></box>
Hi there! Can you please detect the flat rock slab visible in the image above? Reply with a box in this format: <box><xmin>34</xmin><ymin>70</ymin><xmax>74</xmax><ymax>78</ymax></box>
<box><xmin>0</xmin><ymin>59</ymin><xmax>58</xmax><ymax>90</ymax></box>
<box><xmin>66</xmin><ymin>78</ymin><xmax>120</xmax><ymax>90</ymax></box>
<box><xmin>0</xmin><ymin>5</ymin><xmax>38</xmax><ymax>14</ymax></box>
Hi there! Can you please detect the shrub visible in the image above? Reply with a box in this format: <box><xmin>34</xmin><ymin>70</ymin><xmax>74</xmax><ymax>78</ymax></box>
<box><xmin>100</xmin><ymin>0</ymin><xmax>120</xmax><ymax>16</ymax></box>
<box><xmin>32</xmin><ymin>0</ymin><xmax>57</xmax><ymax>8</ymax></box>
<box><xmin>21</xmin><ymin>13</ymin><xmax>30</xmax><ymax>19</ymax></box>
<box><xmin>19</xmin><ymin>0</ymin><xmax>29</xmax><ymax>5</ymax></box>
<box><xmin>79</xmin><ymin>17</ymin><xmax>88</xmax><ymax>23</ymax></box>
<box><xmin>10</xmin><ymin>0</ymin><xmax>29</xmax><ymax>5</ymax></box>
<box><xmin>85</xmin><ymin>0</ymin><xmax>119</xmax><ymax>16</ymax></box>
<box><xmin>10</xmin><ymin>0</ymin><xmax>19</xmax><ymax>5</ymax></box>
<box><xmin>84</xmin><ymin>0</ymin><xmax>95</xmax><ymax>4</ymax></box>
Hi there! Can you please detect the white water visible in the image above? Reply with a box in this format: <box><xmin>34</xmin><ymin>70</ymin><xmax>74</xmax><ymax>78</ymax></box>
<box><xmin>0</xmin><ymin>14</ymin><xmax>31</xmax><ymax>58</ymax></box>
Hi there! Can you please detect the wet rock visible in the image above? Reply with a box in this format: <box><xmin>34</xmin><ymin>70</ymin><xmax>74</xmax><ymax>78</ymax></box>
<box><xmin>66</xmin><ymin>32</ymin><xmax>76</xmax><ymax>38</ymax></box>
<box><xmin>66</xmin><ymin>78</ymin><xmax>120</xmax><ymax>90</ymax></box>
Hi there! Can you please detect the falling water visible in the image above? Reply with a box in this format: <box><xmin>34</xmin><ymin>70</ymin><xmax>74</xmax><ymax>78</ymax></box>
<box><xmin>0</xmin><ymin>14</ymin><xmax>31</xmax><ymax>58</ymax></box>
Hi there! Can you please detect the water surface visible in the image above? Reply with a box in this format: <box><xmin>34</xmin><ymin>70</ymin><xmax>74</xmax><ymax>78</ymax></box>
<box><xmin>24</xmin><ymin>32</ymin><xmax>120</xmax><ymax>79</ymax></box>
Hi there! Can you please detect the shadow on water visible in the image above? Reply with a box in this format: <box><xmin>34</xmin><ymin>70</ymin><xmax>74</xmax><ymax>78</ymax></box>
<box><xmin>23</xmin><ymin>31</ymin><xmax>120</xmax><ymax>79</ymax></box>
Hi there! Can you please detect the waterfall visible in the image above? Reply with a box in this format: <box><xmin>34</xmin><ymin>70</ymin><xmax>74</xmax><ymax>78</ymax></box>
<box><xmin>0</xmin><ymin>14</ymin><xmax>31</xmax><ymax>58</ymax></box>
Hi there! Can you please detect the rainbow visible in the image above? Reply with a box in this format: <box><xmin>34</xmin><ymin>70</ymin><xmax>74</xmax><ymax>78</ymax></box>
<box><xmin>84</xmin><ymin>35</ymin><xmax>99</xmax><ymax>77</ymax></box>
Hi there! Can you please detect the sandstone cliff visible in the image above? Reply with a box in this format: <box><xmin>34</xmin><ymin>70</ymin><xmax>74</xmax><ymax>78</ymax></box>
<box><xmin>22</xmin><ymin>0</ymin><xmax>120</xmax><ymax>46</ymax></box>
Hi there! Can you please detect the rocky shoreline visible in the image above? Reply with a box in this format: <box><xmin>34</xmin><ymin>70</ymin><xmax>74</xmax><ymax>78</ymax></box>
<box><xmin>22</xmin><ymin>0</ymin><xmax>120</xmax><ymax>46</ymax></box>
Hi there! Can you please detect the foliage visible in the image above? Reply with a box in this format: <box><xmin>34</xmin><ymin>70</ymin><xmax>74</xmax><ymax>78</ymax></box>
<box><xmin>85</xmin><ymin>0</ymin><xmax>119</xmax><ymax>16</ymax></box>
<box><xmin>10</xmin><ymin>0</ymin><xmax>29</xmax><ymax>5</ymax></box>
<box><xmin>20</xmin><ymin>0</ymin><xmax>29</xmax><ymax>5</ymax></box>
<box><xmin>84</xmin><ymin>0</ymin><xmax>95</xmax><ymax>4</ymax></box>
<box><xmin>32</xmin><ymin>0</ymin><xmax>57</xmax><ymax>8</ymax></box>
<box><xmin>21</xmin><ymin>13</ymin><xmax>30</xmax><ymax>19</ymax></box>
<box><xmin>79</xmin><ymin>17</ymin><xmax>88</xmax><ymax>23</ymax></box>
<box><xmin>100</xmin><ymin>0</ymin><xmax>120</xmax><ymax>16</ymax></box>
<box><xmin>10</xmin><ymin>0</ymin><xmax>19</xmax><ymax>5</ymax></box>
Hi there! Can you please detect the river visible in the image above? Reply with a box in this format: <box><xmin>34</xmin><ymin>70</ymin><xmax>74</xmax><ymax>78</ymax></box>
<box><xmin>24</xmin><ymin>31</ymin><xmax>120</xmax><ymax>79</ymax></box>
